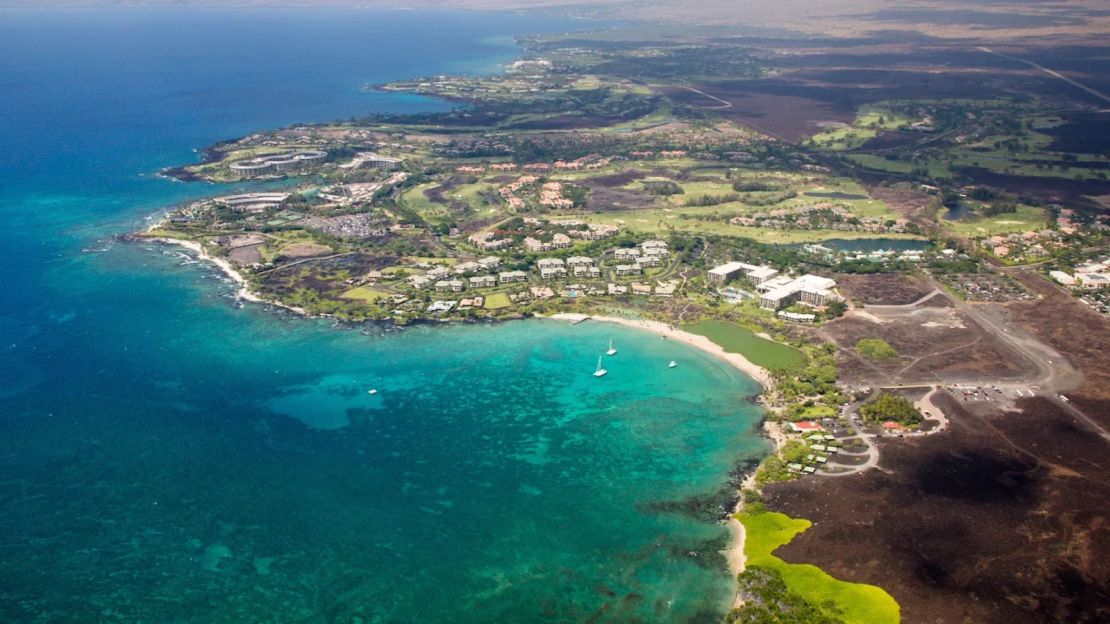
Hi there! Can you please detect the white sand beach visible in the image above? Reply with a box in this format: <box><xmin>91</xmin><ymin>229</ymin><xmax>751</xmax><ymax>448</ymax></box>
<box><xmin>548</xmin><ymin>313</ymin><xmax>789</xmax><ymax>589</ymax></box>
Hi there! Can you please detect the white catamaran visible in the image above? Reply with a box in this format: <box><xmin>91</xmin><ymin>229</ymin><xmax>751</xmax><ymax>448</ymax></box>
<box><xmin>593</xmin><ymin>355</ymin><xmax>608</xmax><ymax>377</ymax></box>
<box><xmin>606</xmin><ymin>338</ymin><xmax>617</xmax><ymax>356</ymax></box>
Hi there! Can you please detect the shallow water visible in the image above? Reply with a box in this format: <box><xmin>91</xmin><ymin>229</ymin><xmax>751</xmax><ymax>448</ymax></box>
<box><xmin>0</xmin><ymin>8</ymin><xmax>766</xmax><ymax>622</ymax></box>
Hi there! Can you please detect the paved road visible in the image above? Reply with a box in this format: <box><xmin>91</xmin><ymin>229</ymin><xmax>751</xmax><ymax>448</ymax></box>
<box><xmin>819</xmin><ymin>399</ymin><xmax>881</xmax><ymax>477</ymax></box>
<box><xmin>979</xmin><ymin>46</ymin><xmax>1110</xmax><ymax>106</ymax></box>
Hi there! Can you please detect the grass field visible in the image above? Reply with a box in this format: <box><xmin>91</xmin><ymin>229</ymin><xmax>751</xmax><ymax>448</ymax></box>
<box><xmin>943</xmin><ymin>204</ymin><xmax>1048</xmax><ymax>238</ymax></box>
<box><xmin>796</xmin><ymin>405</ymin><xmax>836</xmax><ymax>419</ymax></box>
<box><xmin>682</xmin><ymin>319</ymin><xmax>805</xmax><ymax>369</ymax></box>
<box><xmin>341</xmin><ymin>286</ymin><xmax>390</xmax><ymax>303</ymax></box>
<box><xmin>738</xmin><ymin>510</ymin><xmax>900</xmax><ymax>624</ymax></box>
<box><xmin>483</xmin><ymin>292</ymin><xmax>512</xmax><ymax>309</ymax></box>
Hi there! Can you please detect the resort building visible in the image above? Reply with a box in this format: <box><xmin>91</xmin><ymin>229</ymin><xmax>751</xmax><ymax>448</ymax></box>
<box><xmin>524</xmin><ymin>237</ymin><xmax>549</xmax><ymax>253</ymax></box>
<box><xmin>453</xmin><ymin>261</ymin><xmax>481</xmax><ymax>275</ymax></box>
<box><xmin>477</xmin><ymin>256</ymin><xmax>502</xmax><ymax>270</ymax></box>
<box><xmin>641</xmin><ymin>240</ymin><xmax>669</xmax><ymax>255</ymax></box>
<box><xmin>614</xmin><ymin>248</ymin><xmax>641</xmax><ymax>261</ymax></box>
<box><xmin>530</xmin><ymin>286</ymin><xmax>556</xmax><ymax>300</ymax></box>
<box><xmin>213</xmin><ymin>192</ymin><xmax>290</xmax><ymax>212</ymax></box>
<box><xmin>707</xmin><ymin>261</ymin><xmax>747</xmax><ymax>284</ymax></box>
<box><xmin>746</xmin><ymin>266</ymin><xmax>779</xmax><ymax>286</ymax></box>
<box><xmin>566</xmin><ymin>256</ymin><xmax>594</xmax><ymax>269</ymax></box>
<box><xmin>499</xmin><ymin>270</ymin><xmax>528</xmax><ymax>284</ymax></box>
<box><xmin>615</xmin><ymin>264</ymin><xmax>642</xmax><ymax>276</ymax></box>
<box><xmin>339</xmin><ymin>152</ymin><xmax>403</xmax><ymax>170</ymax></box>
<box><xmin>229</xmin><ymin>150</ymin><xmax>327</xmax><ymax>175</ymax></box>
<box><xmin>537</xmin><ymin>258</ymin><xmax>565</xmax><ymax>270</ymax></box>
<box><xmin>573</xmin><ymin>265</ymin><xmax>601</xmax><ymax>278</ymax></box>
<box><xmin>758</xmin><ymin>274</ymin><xmax>837</xmax><ymax>310</ymax></box>
<box><xmin>469</xmin><ymin>275</ymin><xmax>497</xmax><ymax>288</ymax></box>
<box><xmin>578</xmin><ymin>224</ymin><xmax>619</xmax><ymax>240</ymax></box>
<box><xmin>778</xmin><ymin>311</ymin><xmax>816</xmax><ymax>323</ymax></box>
<box><xmin>1050</xmin><ymin>270</ymin><xmax>1076</xmax><ymax>286</ymax></box>
<box><xmin>427</xmin><ymin>300</ymin><xmax>456</xmax><ymax>313</ymax></box>
<box><xmin>551</xmin><ymin>233</ymin><xmax>572</xmax><ymax>249</ymax></box>
<box><xmin>435</xmin><ymin>279</ymin><xmax>465</xmax><ymax>293</ymax></box>
<box><xmin>707</xmin><ymin>261</ymin><xmax>779</xmax><ymax>286</ymax></box>
<box><xmin>654</xmin><ymin>282</ymin><xmax>677</xmax><ymax>297</ymax></box>
<box><xmin>468</xmin><ymin>232</ymin><xmax>513</xmax><ymax>251</ymax></box>
<box><xmin>540</xmin><ymin>267</ymin><xmax>568</xmax><ymax>280</ymax></box>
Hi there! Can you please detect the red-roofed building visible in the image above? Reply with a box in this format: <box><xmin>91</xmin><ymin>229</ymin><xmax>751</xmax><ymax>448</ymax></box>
<box><xmin>790</xmin><ymin>421</ymin><xmax>823</xmax><ymax>433</ymax></box>
<box><xmin>882</xmin><ymin>421</ymin><xmax>907</xmax><ymax>431</ymax></box>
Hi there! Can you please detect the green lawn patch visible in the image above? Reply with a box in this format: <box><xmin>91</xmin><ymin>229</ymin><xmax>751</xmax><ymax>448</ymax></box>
<box><xmin>682</xmin><ymin>319</ymin><xmax>805</xmax><ymax>369</ymax></box>
<box><xmin>944</xmin><ymin>203</ymin><xmax>1047</xmax><ymax>238</ymax></box>
<box><xmin>483</xmin><ymin>292</ymin><xmax>512</xmax><ymax>309</ymax></box>
<box><xmin>856</xmin><ymin>338</ymin><xmax>899</xmax><ymax>361</ymax></box>
<box><xmin>738</xmin><ymin>510</ymin><xmax>900</xmax><ymax>624</ymax></box>
<box><xmin>798</xmin><ymin>404</ymin><xmax>836</xmax><ymax>419</ymax></box>
<box><xmin>341</xmin><ymin>286</ymin><xmax>389</xmax><ymax>303</ymax></box>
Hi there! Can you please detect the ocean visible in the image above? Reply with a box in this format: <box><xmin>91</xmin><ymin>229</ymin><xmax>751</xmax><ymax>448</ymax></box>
<box><xmin>0</xmin><ymin>8</ymin><xmax>768</xmax><ymax>622</ymax></box>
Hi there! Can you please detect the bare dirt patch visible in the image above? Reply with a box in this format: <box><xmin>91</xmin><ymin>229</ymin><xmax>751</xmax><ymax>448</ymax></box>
<box><xmin>867</xmin><ymin>185</ymin><xmax>937</xmax><ymax>221</ymax></box>
<box><xmin>764</xmin><ymin>394</ymin><xmax>1110</xmax><ymax>624</ymax></box>
<box><xmin>584</xmin><ymin>186</ymin><xmax>657</xmax><ymax>212</ymax></box>
<box><xmin>1008</xmin><ymin>270</ymin><xmax>1110</xmax><ymax>413</ymax></box>
<box><xmin>836</xmin><ymin>273</ymin><xmax>934</xmax><ymax>305</ymax></box>
<box><xmin>278</xmin><ymin>243</ymin><xmax>333</xmax><ymax>259</ymax></box>
<box><xmin>824</xmin><ymin>302</ymin><xmax>1032</xmax><ymax>384</ymax></box>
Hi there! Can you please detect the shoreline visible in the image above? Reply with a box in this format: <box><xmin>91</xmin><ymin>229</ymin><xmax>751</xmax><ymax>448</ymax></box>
<box><xmin>549</xmin><ymin>313</ymin><xmax>788</xmax><ymax>596</ymax></box>
<box><xmin>134</xmin><ymin>240</ymin><xmax>786</xmax><ymax>600</ymax></box>
<box><xmin>553</xmin><ymin>314</ymin><xmax>775</xmax><ymax>391</ymax></box>
<box><xmin>142</xmin><ymin>234</ymin><xmax>312</xmax><ymax>317</ymax></box>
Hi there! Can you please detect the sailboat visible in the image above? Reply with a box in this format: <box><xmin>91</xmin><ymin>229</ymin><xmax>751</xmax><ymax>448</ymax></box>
<box><xmin>606</xmin><ymin>338</ymin><xmax>617</xmax><ymax>356</ymax></box>
<box><xmin>668</xmin><ymin>360</ymin><xmax>678</xmax><ymax>369</ymax></box>
<box><xmin>593</xmin><ymin>355</ymin><xmax>608</xmax><ymax>378</ymax></box>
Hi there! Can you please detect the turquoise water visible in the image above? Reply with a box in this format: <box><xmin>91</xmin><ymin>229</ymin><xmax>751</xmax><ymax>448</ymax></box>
<box><xmin>0</xmin><ymin>8</ymin><xmax>767</xmax><ymax>622</ymax></box>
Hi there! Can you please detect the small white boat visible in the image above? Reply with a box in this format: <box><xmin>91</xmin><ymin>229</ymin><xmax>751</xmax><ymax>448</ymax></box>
<box><xmin>368</xmin><ymin>389</ymin><xmax>378</xmax><ymax>395</ymax></box>
<box><xmin>668</xmin><ymin>361</ymin><xmax>677</xmax><ymax>368</ymax></box>
<box><xmin>593</xmin><ymin>355</ymin><xmax>608</xmax><ymax>378</ymax></box>
<box><xmin>606</xmin><ymin>338</ymin><xmax>617</xmax><ymax>356</ymax></box>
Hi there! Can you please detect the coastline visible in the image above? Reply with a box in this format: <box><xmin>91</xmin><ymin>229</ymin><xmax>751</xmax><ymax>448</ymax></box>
<box><xmin>131</xmin><ymin>240</ymin><xmax>787</xmax><ymax>597</ymax></box>
<box><xmin>548</xmin><ymin>313</ymin><xmax>787</xmax><ymax>595</ymax></box>
<box><xmin>552</xmin><ymin>314</ymin><xmax>775</xmax><ymax>390</ymax></box>
<box><xmin>142</xmin><ymin>234</ymin><xmax>311</xmax><ymax>317</ymax></box>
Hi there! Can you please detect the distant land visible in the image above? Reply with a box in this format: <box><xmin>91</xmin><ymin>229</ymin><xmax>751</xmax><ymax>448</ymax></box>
<box><xmin>6</xmin><ymin>0</ymin><xmax>1110</xmax><ymax>41</ymax></box>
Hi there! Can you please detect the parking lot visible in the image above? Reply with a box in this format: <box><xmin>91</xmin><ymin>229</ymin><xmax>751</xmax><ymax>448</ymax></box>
<box><xmin>940</xmin><ymin>273</ymin><xmax>1035</xmax><ymax>302</ymax></box>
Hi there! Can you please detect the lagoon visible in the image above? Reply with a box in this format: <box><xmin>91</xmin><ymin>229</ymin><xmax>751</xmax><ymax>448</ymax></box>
<box><xmin>681</xmin><ymin>320</ymin><xmax>806</xmax><ymax>370</ymax></box>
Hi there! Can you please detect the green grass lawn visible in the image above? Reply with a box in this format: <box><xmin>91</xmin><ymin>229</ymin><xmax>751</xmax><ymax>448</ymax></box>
<box><xmin>944</xmin><ymin>204</ymin><xmax>1048</xmax><ymax>237</ymax></box>
<box><xmin>797</xmin><ymin>405</ymin><xmax>836</xmax><ymax>419</ymax></box>
<box><xmin>738</xmin><ymin>510</ymin><xmax>900</xmax><ymax>624</ymax></box>
<box><xmin>483</xmin><ymin>292</ymin><xmax>512</xmax><ymax>309</ymax></box>
<box><xmin>341</xmin><ymin>286</ymin><xmax>390</xmax><ymax>303</ymax></box>
<box><xmin>681</xmin><ymin>319</ymin><xmax>805</xmax><ymax>369</ymax></box>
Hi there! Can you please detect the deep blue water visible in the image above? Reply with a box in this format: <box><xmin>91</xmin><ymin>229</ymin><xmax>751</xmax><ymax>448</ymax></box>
<box><xmin>0</xmin><ymin>9</ymin><xmax>766</xmax><ymax>622</ymax></box>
